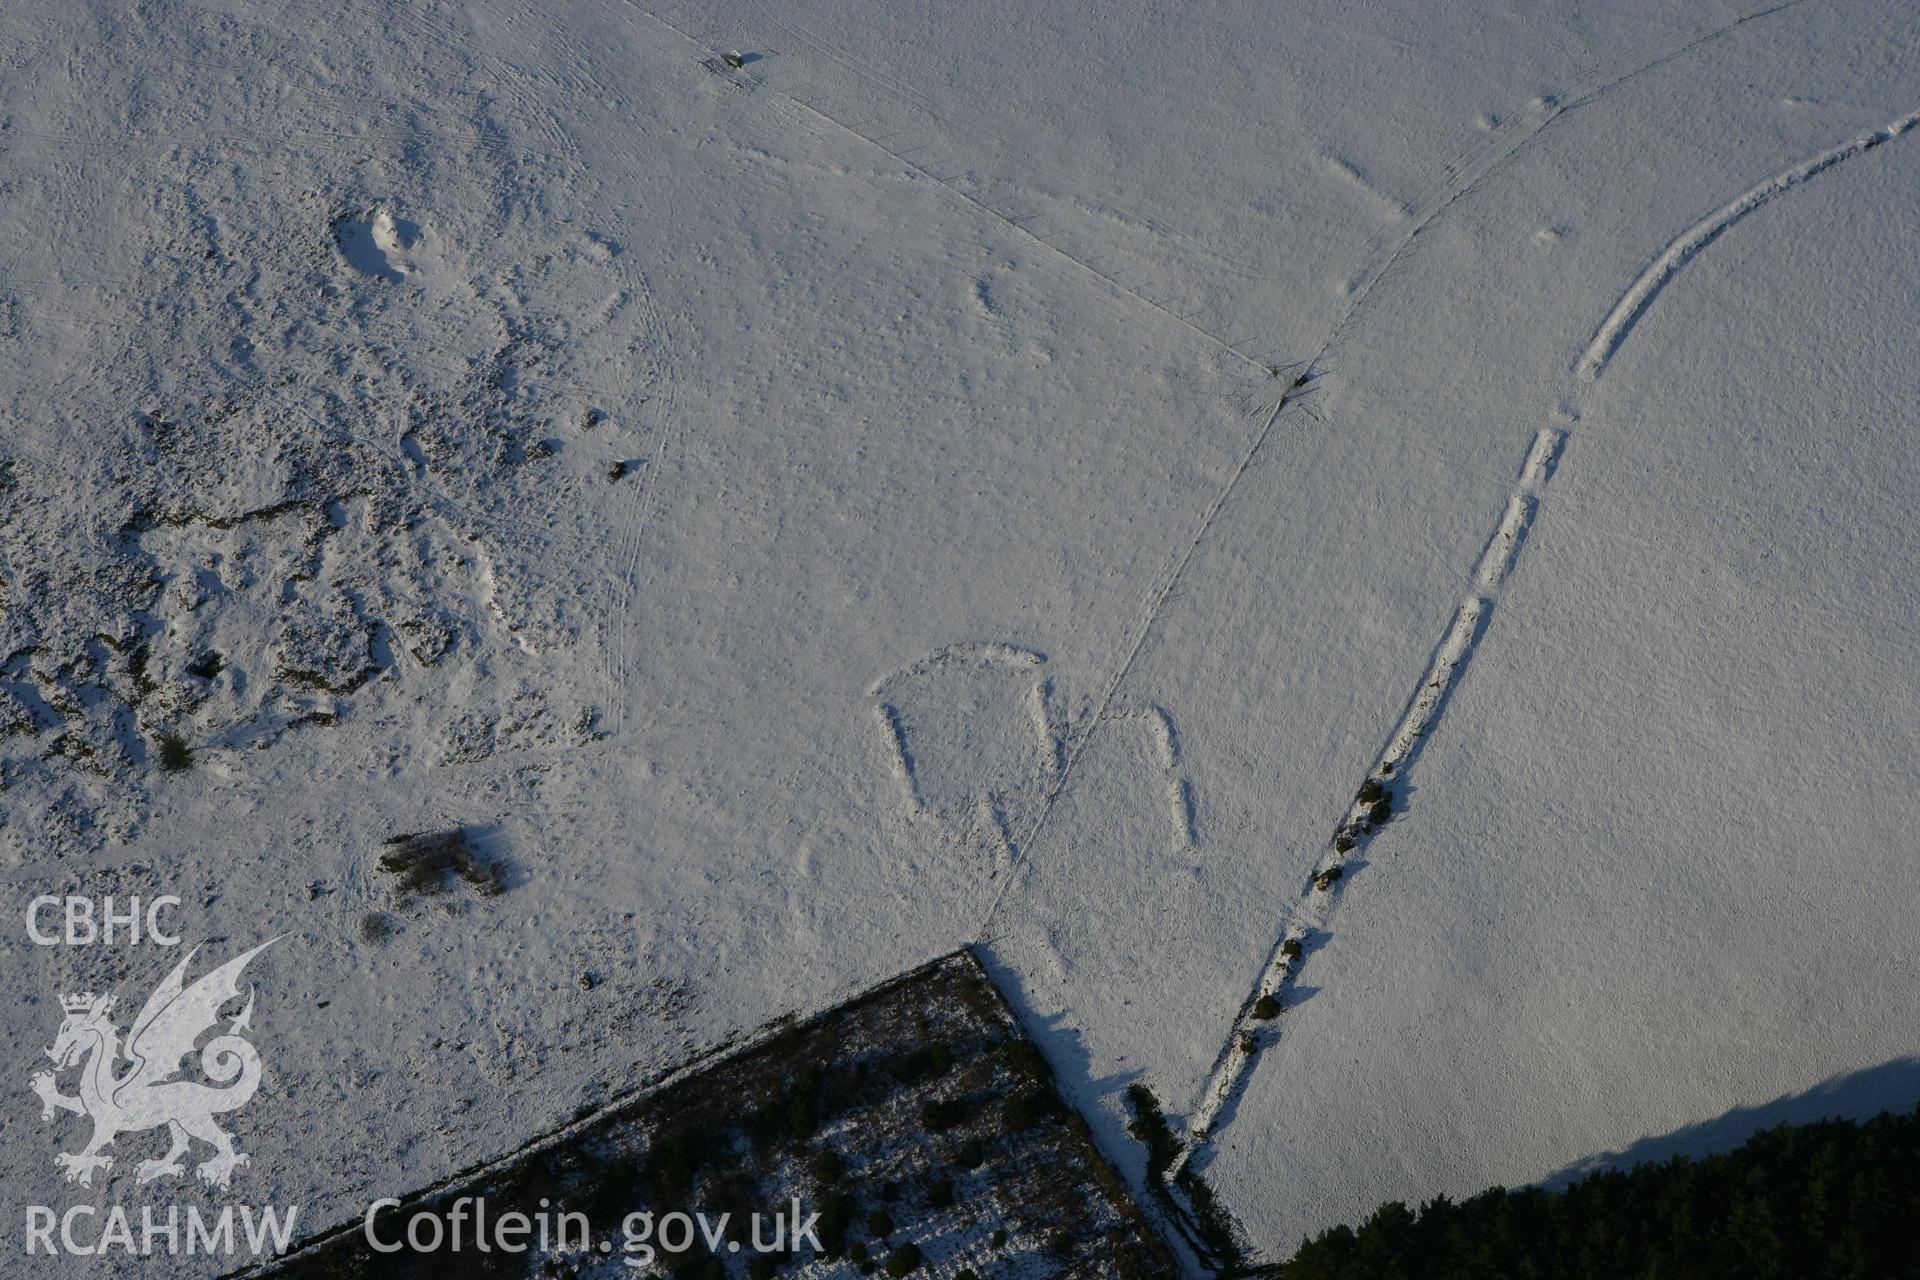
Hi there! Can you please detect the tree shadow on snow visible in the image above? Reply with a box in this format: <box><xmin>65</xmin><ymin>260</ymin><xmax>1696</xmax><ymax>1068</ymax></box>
<box><xmin>967</xmin><ymin>943</ymin><xmax>1147</xmax><ymax>1156</ymax></box>
<box><xmin>1541</xmin><ymin>1054</ymin><xmax>1920</xmax><ymax>1189</ymax></box>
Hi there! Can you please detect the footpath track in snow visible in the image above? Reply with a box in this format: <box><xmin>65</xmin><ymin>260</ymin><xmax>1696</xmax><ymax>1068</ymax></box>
<box><xmin>1178</xmin><ymin>427</ymin><xmax>1564</xmax><ymax>1153</ymax></box>
<box><xmin>1579</xmin><ymin>104</ymin><xmax>1920</xmax><ymax>378</ymax></box>
<box><xmin>1174</xmin><ymin>89</ymin><xmax>1920</xmax><ymax>1252</ymax></box>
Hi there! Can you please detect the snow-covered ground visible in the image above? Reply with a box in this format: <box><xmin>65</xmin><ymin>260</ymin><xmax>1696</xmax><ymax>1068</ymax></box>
<box><xmin>2</xmin><ymin>0</ymin><xmax>1916</xmax><ymax>1273</ymax></box>
<box><xmin>1209</xmin><ymin>45</ymin><xmax>1920</xmax><ymax>1248</ymax></box>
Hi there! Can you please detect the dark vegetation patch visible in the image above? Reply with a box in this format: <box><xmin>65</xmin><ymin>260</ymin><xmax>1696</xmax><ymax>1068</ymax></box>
<box><xmin>357</xmin><ymin>911</ymin><xmax>398</xmax><ymax>945</ymax></box>
<box><xmin>154</xmin><ymin>731</ymin><xmax>193</xmax><ymax>773</ymax></box>
<box><xmin>1124</xmin><ymin>1084</ymin><xmax>1243</xmax><ymax>1273</ymax></box>
<box><xmin>1278</xmin><ymin>1107</ymin><xmax>1920</xmax><ymax>1280</ymax></box>
<box><xmin>257</xmin><ymin>952</ymin><xmax>1176</xmax><ymax>1279</ymax></box>
<box><xmin>3</xmin><ymin>305</ymin><xmax>594</xmax><ymax>863</ymax></box>
<box><xmin>377</xmin><ymin>828</ymin><xmax>506</xmax><ymax>898</ymax></box>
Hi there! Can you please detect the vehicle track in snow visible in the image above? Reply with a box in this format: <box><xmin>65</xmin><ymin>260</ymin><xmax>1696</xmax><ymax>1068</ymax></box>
<box><xmin>739</xmin><ymin>4</ymin><xmax>1302</xmax><ymax>286</ymax></box>
<box><xmin>1174</xmin><ymin>70</ymin><xmax>1919</xmax><ymax>1245</ymax></box>
<box><xmin>608</xmin><ymin>272</ymin><xmax>680</xmax><ymax>738</ymax></box>
<box><xmin>575</xmin><ymin>6</ymin><xmax>1820</xmax><ymax>943</ymax></box>
<box><xmin>1321</xmin><ymin>0</ymin><xmax>1817</xmax><ymax>362</ymax></box>
<box><xmin>619</xmin><ymin>0</ymin><xmax>1279</xmax><ymax>379</ymax></box>
<box><xmin>977</xmin><ymin>0</ymin><xmax>1823</xmax><ymax>951</ymax></box>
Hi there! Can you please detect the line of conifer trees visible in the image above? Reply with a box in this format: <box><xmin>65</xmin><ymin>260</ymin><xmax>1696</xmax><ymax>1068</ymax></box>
<box><xmin>1277</xmin><ymin>1105</ymin><xmax>1920</xmax><ymax>1279</ymax></box>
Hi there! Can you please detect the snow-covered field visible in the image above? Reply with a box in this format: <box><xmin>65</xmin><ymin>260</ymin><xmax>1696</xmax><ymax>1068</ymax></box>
<box><xmin>2</xmin><ymin>0</ymin><xmax>1916</xmax><ymax>1273</ymax></box>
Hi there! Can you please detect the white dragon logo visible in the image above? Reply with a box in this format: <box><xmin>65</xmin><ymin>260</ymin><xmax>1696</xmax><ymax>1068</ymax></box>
<box><xmin>30</xmin><ymin>939</ymin><xmax>279</xmax><ymax>1189</ymax></box>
